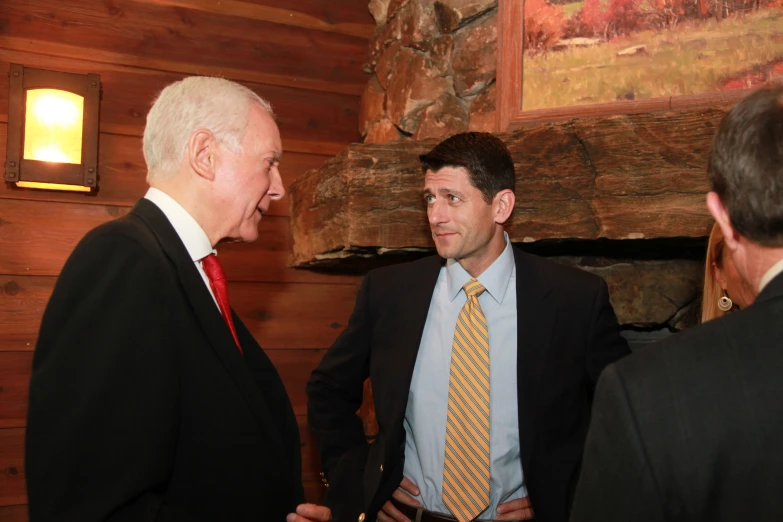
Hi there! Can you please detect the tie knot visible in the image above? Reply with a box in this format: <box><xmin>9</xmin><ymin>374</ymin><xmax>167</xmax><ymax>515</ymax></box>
<box><xmin>201</xmin><ymin>253</ymin><xmax>226</xmax><ymax>282</ymax></box>
<box><xmin>463</xmin><ymin>278</ymin><xmax>486</xmax><ymax>299</ymax></box>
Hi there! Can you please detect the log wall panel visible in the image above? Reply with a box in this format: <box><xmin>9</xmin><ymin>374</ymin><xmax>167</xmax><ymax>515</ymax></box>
<box><xmin>0</xmin><ymin>199</ymin><xmax>359</xmax><ymax>284</ymax></box>
<box><xmin>0</xmin><ymin>124</ymin><xmax>330</xmax><ymax>217</ymax></box>
<box><xmin>143</xmin><ymin>0</ymin><xmax>374</xmax><ymax>37</ymax></box>
<box><xmin>0</xmin><ymin>354</ymin><xmax>29</xmax><ymax>428</ymax></box>
<box><xmin>0</xmin><ymin>505</ymin><xmax>27</xmax><ymax>522</ymax></box>
<box><xmin>0</xmin><ymin>0</ymin><xmax>368</xmax><ymax>94</ymax></box>
<box><xmin>0</xmin><ymin>275</ymin><xmax>357</xmax><ymax>353</ymax></box>
<box><xmin>0</xmin><ymin>277</ymin><xmax>48</xmax><ymax>354</ymax></box>
<box><xmin>232</xmin><ymin>283</ymin><xmax>358</xmax><ymax>351</ymax></box>
<box><xmin>0</xmin><ymin>54</ymin><xmax>359</xmax><ymax>156</ymax></box>
<box><xmin>0</xmin><ymin>429</ymin><xmax>25</xmax><ymax>507</ymax></box>
<box><xmin>303</xmin><ymin>480</ymin><xmax>326</xmax><ymax>506</ymax></box>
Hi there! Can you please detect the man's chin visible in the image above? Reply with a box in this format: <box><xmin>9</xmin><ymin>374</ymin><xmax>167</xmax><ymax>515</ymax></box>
<box><xmin>236</xmin><ymin>225</ymin><xmax>260</xmax><ymax>244</ymax></box>
<box><xmin>434</xmin><ymin>245</ymin><xmax>454</xmax><ymax>259</ymax></box>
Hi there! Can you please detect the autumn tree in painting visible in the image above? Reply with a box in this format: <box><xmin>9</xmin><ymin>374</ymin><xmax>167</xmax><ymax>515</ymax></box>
<box><xmin>522</xmin><ymin>0</ymin><xmax>783</xmax><ymax>110</ymax></box>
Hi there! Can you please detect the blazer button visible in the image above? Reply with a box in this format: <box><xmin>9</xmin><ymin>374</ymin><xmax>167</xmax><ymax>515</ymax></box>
<box><xmin>380</xmin><ymin>464</ymin><xmax>384</xmax><ymax>472</ymax></box>
<box><xmin>358</xmin><ymin>513</ymin><xmax>365</xmax><ymax>522</ymax></box>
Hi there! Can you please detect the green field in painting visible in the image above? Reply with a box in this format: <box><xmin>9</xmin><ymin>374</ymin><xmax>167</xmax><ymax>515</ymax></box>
<box><xmin>522</xmin><ymin>8</ymin><xmax>783</xmax><ymax>110</ymax></box>
<box><xmin>563</xmin><ymin>1</ymin><xmax>584</xmax><ymax>17</ymax></box>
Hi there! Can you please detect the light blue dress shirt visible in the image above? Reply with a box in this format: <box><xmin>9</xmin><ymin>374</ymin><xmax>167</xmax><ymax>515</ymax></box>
<box><xmin>402</xmin><ymin>234</ymin><xmax>525</xmax><ymax>518</ymax></box>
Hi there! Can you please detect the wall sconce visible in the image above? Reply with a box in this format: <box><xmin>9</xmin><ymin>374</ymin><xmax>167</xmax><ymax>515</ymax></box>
<box><xmin>4</xmin><ymin>64</ymin><xmax>100</xmax><ymax>193</ymax></box>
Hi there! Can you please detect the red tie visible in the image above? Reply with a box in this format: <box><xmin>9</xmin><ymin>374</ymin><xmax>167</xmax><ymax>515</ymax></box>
<box><xmin>201</xmin><ymin>253</ymin><xmax>242</xmax><ymax>354</ymax></box>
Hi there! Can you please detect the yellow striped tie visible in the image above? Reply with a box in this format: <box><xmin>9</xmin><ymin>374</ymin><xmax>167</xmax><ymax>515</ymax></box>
<box><xmin>443</xmin><ymin>278</ymin><xmax>490</xmax><ymax>522</ymax></box>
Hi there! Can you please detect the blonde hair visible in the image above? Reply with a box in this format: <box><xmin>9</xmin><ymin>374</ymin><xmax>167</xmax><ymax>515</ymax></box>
<box><xmin>701</xmin><ymin>222</ymin><xmax>728</xmax><ymax>323</ymax></box>
<box><xmin>143</xmin><ymin>76</ymin><xmax>273</xmax><ymax>180</ymax></box>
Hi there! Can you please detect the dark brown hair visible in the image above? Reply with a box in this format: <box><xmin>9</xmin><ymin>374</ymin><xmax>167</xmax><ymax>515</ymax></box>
<box><xmin>419</xmin><ymin>132</ymin><xmax>516</xmax><ymax>204</ymax></box>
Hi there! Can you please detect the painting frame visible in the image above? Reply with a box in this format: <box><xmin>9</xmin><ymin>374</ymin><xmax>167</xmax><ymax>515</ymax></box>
<box><xmin>495</xmin><ymin>0</ymin><xmax>758</xmax><ymax>132</ymax></box>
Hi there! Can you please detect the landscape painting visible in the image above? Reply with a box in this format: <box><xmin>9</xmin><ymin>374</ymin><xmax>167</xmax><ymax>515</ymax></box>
<box><xmin>522</xmin><ymin>0</ymin><xmax>783</xmax><ymax>110</ymax></box>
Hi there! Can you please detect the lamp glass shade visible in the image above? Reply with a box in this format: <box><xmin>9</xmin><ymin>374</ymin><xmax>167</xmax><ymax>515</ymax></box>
<box><xmin>23</xmin><ymin>88</ymin><xmax>84</xmax><ymax>164</ymax></box>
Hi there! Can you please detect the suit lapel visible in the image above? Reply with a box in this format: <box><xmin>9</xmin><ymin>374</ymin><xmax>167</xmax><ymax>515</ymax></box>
<box><xmin>396</xmin><ymin>256</ymin><xmax>445</xmax><ymax>414</ymax></box>
<box><xmin>366</xmin><ymin>255</ymin><xmax>443</xmax><ymax>506</ymax></box>
<box><xmin>130</xmin><ymin>200</ymin><xmax>290</xmax><ymax>463</ymax></box>
<box><xmin>513</xmin><ymin>247</ymin><xmax>557</xmax><ymax>475</ymax></box>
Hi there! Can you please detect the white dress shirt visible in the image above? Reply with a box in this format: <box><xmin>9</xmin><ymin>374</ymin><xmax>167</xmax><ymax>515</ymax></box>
<box><xmin>403</xmin><ymin>233</ymin><xmax>526</xmax><ymax>518</ymax></box>
<box><xmin>143</xmin><ymin>187</ymin><xmax>218</xmax><ymax>308</ymax></box>
<box><xmin>759</xmin><ymin>257</ymin><xmax>783</xmax><ymax>294</ymax></box>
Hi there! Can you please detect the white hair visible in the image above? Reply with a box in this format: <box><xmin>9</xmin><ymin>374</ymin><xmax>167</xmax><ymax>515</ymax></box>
<box><xmin>143</xmin><ymin>76</ymin><xmax>273</xmax><ymax>180</ymax></box>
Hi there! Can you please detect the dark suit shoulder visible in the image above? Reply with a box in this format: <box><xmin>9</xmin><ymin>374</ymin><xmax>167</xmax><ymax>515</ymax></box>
<box><xmin>613</xmin><ymin>298</ymin><xmax>781</xmax><ymax>383</ymax></box>
<box><xmin>75</xmin><ymin>212</ymin><xmax>162</xmax><ymax>258</ymax></box>
<box><xmin>367</xmin><ymin>254</ymin><xmax>442</xmax><ymax>278</ymax></box>
<box><xmin>592</xmin><ymin>294</ymin><xmax>783</xmax><ymax>517</ymax></box>
<box><xmin>605</xmin><ymin>298</ymin><xmax>783</xmax><ymax>434</ymax></box>
<box><xmin>513</xmin><ymin>248</ymin><xmax>607</xmax><ymax>296</ymax></box>
<box><xmin>54</xmin><ymin>212</ymin><xmax>175</xmax><ymax>299</ymax></box>
<box><xmin>363</xmin><ymin>255</ymin><xmax>442</xmax><ymax>290</ymax></box>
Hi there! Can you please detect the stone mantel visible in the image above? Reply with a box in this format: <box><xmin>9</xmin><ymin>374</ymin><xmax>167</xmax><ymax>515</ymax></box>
<box><xmin>289</xmin><ymin>104</ymin><xmax>726</xmax><ymax>269</ymax></box>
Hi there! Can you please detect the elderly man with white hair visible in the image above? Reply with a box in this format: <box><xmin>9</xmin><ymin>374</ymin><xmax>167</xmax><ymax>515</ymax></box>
<box><xmin>25</xmin><ymin>76</ymin><xmax>331</xmax><ymax>522</ymax></box>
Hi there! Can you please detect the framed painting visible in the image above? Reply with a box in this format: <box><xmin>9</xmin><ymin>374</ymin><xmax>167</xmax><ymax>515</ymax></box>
<box><xmin>496</xmin><ymin>0</ymin><xmax>783</xmax><ymax>130</ymax></box>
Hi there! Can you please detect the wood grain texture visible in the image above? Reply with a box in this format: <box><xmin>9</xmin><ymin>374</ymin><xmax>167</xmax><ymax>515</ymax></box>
<box><xmin>0</xmin><ymin>0</ymin><xmax>369</xmax><ymax>95</ymax></box>
<box><xmin>289</xmin><ymin>105</ymin><xmax>724</xmax><ymax>266</ymax></box>
<box><xmin>0</xmin><ymin>277</ymin><xmax>48</xmax><ymax>354</ymax></box>
<box><xmin>0</xmin><ymin>354</ymin><xmax>28</xmax><ymax>428</ymax></box>
<box><xmin>496</xmin><ymin>0</ymin><xmax>522</xmax><ymax>132</ymax></box>
<box><xmin>0</xmin><ymin>54</ymin><xmax>360</xmax><ymax>155</ymax></box>
<box><xmin>230</xmin><ymin>282</ymin><xmax>358</xmax><ymax>351</ymax></box>
<box><xmin>143</xmin><ymin>0</ymin><xmax>374</xmax><ymax>38</ymax></box>
<box><xmin>0</xmin><ymin>275</ymin><xmax>358</xmax><ymax>353</ymax></box>
<box><xmin>303</xmin><ymin>479</ymin><xmax>326</xmax><ymax>505</ymax></box>
<box><xmin>0</xmin><ymin>199</ymin><xmax>359</xmax><ymax>284</ymax></box>
<box><xmin>0</xmin><ymin>505</ymin><xmax>27</xmax><ymax>522</ymax></box>
<box><xmin>0</xmin><ymin>123</ymin><xmax>330</xmax><ymax>217</ymax></box>
<box><xmin>511</xmin><ymin>90</ymin><xmax>751</xmax><ymax>129</ymax></box>
<box><xmin>0</xmin><ymin>429</ymin><xmax>25</xmax><ymax>507</ymax></box>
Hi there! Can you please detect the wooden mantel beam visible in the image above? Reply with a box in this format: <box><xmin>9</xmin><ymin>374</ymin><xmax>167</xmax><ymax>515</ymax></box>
<box><xmin>289</xmin><ymin>105</ymin><xmax>728</xmax><ymax>268</ymax></box>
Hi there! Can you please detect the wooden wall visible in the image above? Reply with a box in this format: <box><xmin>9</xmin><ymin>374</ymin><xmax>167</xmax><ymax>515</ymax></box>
<box><xmin>0</xmin><ymin>0</ymin><xmax>371</xmax><ymax>517</ymax></box>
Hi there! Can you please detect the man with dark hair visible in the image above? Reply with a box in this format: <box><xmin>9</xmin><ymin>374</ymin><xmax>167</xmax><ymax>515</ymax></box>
<box><xmin>307</xmin><ymin>132</ymin><xmax>629</xmax><ymax>522</ymax></box>
<box><xmin>570</xmin><ymin>85</ymin><xmax>783</xmax><ymax>522</ymax></box>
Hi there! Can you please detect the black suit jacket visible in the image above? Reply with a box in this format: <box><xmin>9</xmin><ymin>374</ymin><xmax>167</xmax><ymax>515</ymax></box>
<box><xmin>26</xmin><ymin>199</ymin><xmax>305</xmax><ymax>522</ymax></box>
<box><xmin>307</xmin><ymin>247</ymin><xmax>630</xmax><ymax>522</ymax></box>
<box><xmin>570</xmin><ymin>271</ymin><xmax>783</xmax><ymax>522</ymax></box>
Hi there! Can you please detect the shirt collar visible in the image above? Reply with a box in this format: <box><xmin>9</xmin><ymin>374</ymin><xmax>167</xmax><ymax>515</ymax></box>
<box><xmin>446</xmin><ymin>232</ymin><xmax>515</xmax><ymax>304</ymax></box>
<box><xmin>144</xmin><ymin>187</ymin><xmax>215</xmax><ymax>262</ymax></box>
<box><xmin>759</xmin><ymin>256</ymin><xmax>783</xmax><ymax>293</ymax></box>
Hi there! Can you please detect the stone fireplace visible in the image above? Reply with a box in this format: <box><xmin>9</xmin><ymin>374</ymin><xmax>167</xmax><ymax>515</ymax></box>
<box><xmin>288</xmin><ymin>0</ymin><xmax>728</xmax><ymax>348</ymax></box>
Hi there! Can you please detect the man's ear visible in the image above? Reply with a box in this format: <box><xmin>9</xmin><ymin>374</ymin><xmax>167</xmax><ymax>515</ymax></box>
<box><xmin>188</xmin><ymin>129</ymin><xmax>217</xmax><ymax>181</ymax></box>
<box><xmin>711</xmin><ymin>261</ymin><xmax>727</xmax><ymax>291</ymax></box>
<box><xmin>493</xmin><ymin>189</ymin><xmax>516</xmax><ymax>225</ymax></box>
<box><xmin>707</xmin><ymin>191</ymin><xmax>739</xmax><ymax>251</ymax></box>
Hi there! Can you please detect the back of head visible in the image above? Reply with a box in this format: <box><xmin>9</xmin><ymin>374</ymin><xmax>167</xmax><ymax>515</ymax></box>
<box><xmin>709</xmin><ymin>84</ymin><xmax>783</xmax><ymax>247</ymax></box>
<box><xmin>143</xmin><ymin>76</ymin><xmax>273</xmax><ymax>181</ymax></box>
<box><xmin>419</xmin><ymin>132</ymin><xmax>516</xmax><ymax>203</ymax></box>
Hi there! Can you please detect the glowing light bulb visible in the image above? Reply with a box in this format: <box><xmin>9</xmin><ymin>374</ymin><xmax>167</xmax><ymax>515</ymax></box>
<box><xmin>23</xmin><ymin>89</ymin><xmax>84</xmax><ymax>164</ymax></box>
